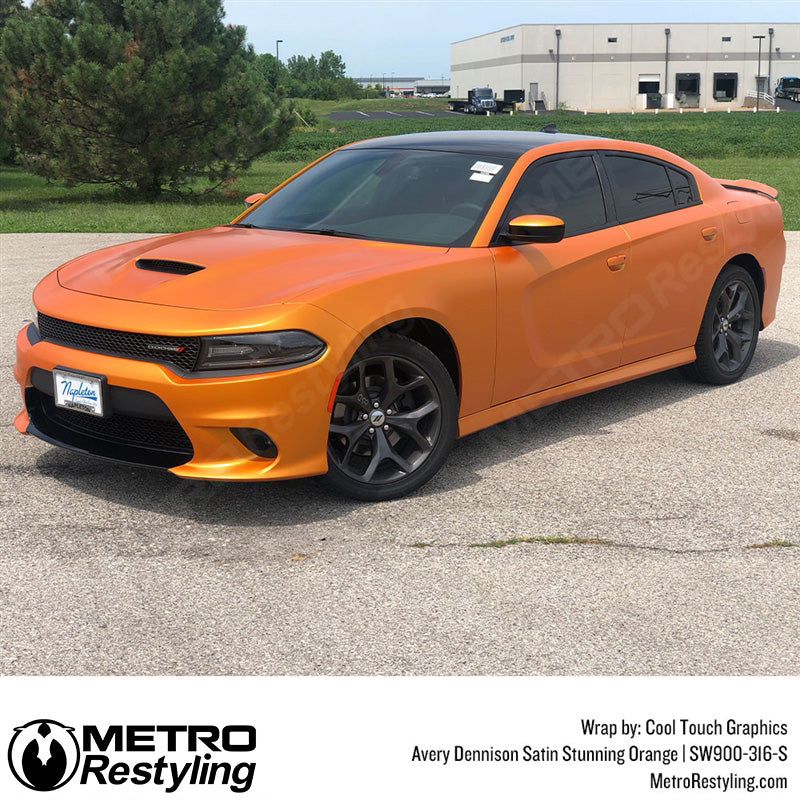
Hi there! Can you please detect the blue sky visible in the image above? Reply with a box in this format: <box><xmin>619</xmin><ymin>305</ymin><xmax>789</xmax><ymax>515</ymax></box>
<box><xmin>223</xmin><ymin>0</ymin><xmax>799</xmax><ymax>78</ymax></box>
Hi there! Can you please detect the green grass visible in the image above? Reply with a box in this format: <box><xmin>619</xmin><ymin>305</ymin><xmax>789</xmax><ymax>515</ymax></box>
<box><xmin>2</xmin><ymin>111</ymin><xmax>798</xmax><ymax>232</ymax></box>
<box><xmin>470</xmin><ymin>536</ymin><xmax>612</xmax><ymax>548</ymax></box>
<box><xmin>746</xmin><ymin>540</ymin><xmax>797</xmax><ymax>549</ymax></box>
<box><xmin>0</xmin><ymin>161</ymin><xmax>306</xmax><ymax>233</ymax></box>
<box><xmin>313</xmin><ymin>110</ymin><xmax>799</xmax><ymax>158</ymax></box>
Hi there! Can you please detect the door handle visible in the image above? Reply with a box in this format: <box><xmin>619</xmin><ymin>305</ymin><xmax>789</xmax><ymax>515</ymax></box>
<box><xmin>702</xmin><ymin>226</ymin><xmax>717</xmax><ymax>241</ymax></box>
<box><xmin>606</xmin><ymin>254</ymin><xmax>626</xmax><ymax>271</ymax></box>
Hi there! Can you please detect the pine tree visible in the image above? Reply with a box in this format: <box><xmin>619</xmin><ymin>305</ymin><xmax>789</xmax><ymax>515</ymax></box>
<box><xmin>0</xmin><ymin>0</ymin><xmax>23</xmax><ymax>161</ymax></box>
<box><xmin>1</xmin><ymin>0</ymin><xmax>293</xmax><ymax>196</ymax></box>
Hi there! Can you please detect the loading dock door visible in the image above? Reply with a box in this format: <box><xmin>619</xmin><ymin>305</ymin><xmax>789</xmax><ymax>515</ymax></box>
<box><xmin>676</xmin><ymin>73</ymin><xmax>700</xmax><ymax>107</ymax></box>
<box><xmin>638</xmin><ymin>74</ymin><xmax>660</xmax><ymax>93</ymax></box>
<box><xmin>713</xmin><ymin>73</ymin><xmax>738</xmax><ymax>100</ymax></box>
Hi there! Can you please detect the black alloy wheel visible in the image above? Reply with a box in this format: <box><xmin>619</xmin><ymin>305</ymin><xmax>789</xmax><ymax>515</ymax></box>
<box><xmin>327</xmin><ymin>334</ymin><xmax>457</xmax><ymax>500</ymax></box>
<box><xmin>685</xmin><ymin>264</ymin><xmax>760</xmax><ymax>384</ymax></box>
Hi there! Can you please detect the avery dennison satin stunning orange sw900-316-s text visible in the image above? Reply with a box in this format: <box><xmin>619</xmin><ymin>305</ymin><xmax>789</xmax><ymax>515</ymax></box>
<box><xmin>14</xmin><ymin>131</ymin><xmax>785</xmax><ymax>500</ymax></box>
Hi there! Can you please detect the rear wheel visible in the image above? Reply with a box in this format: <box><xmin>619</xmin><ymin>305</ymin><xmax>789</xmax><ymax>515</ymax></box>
<box><xmin>684</xmin><ymin>264</ymin><xmax>760</xmax><ymax>384</ymax></box>
<box><xmin>327</xmin><ymin>335</ymin><xmax>457</xmax><ymax>501</ymax></box>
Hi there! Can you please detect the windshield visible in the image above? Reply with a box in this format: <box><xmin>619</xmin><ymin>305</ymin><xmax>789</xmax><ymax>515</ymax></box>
<box><xmin>239</xmin><ymin>148</ymin><xmax>512</xmax><ymax>246</ymax></box>
<box><xmin>781</xmin><ymin>78</ymin><xmax>800</xmax><ymax>88</ymax></box>
<box><xmin>473</xmin><ymin>89</ymin><xmax>493</xmax><ymax>97</ymax></box>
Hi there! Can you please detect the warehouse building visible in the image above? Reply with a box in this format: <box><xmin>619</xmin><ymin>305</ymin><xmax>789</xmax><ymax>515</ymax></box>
<box><xmin>451</xmin><ymin>23</ymin><xmax>799</xmax><ymax>110</ymax></box>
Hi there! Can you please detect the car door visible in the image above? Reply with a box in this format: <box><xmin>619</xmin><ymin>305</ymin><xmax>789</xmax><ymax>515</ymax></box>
<box><xmin>491</xmin><ymin>153</ymin><xmax>632</xmax><ymax>405</ymax></box>
<box><xmin>598</xmin><ymin>153</ymin><xmax>725</xmax><ymax>365</ymax></box>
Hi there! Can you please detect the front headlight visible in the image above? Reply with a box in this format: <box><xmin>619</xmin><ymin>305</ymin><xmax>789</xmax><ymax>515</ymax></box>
<box><xmin>196</xmin><ymin>331</ymin><xmax>326</xmax><ymax>371</ymax></box>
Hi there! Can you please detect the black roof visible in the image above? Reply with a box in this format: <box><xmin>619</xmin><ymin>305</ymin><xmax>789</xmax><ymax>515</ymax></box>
<box><xmin>346</xmin><ymin>130</ymin><xmax>605</xmax><ymax>158</ymax></box>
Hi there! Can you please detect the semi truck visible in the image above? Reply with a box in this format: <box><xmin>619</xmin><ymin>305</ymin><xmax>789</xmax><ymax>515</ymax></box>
<box><xmin>448</xmin><ymin>88</ymin><xmax>514</xmax><ymax>114</ymax></box>
<box><xmin>774</xmin><ymin>76</ymin><xmax>800</xmax><ymax>101</ymax></box>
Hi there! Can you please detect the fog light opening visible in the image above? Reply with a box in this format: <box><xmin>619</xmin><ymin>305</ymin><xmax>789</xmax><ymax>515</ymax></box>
<box><xmin>231</xmin><ymin>427</ymin><xmax>278</xmax><ymax>459</ymax></box>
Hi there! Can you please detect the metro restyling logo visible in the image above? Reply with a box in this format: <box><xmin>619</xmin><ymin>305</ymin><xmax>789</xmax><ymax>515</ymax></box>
<box><xmin>8</xmin><ymin>720</ymin><xmax>80</xmax><ymax>791</ymax></box>
<box><xmin>7</xmin><ymin>722</ymin><xmax>256</xmax><ymax>793</ymax></box>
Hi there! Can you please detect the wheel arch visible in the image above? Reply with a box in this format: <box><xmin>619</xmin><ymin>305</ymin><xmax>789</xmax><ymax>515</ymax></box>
<box><xmin>361</xmin><ymin>318</ymin><xmax>461</xmax><ymax>399</ymax></box>
<box><xmin>726</xmin><ymin>254</ymin><xmax>766</xmax><ymax>328</ymax></box>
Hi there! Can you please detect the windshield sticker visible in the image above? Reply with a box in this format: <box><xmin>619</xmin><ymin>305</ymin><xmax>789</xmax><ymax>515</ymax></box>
<box><xmin>471</xmin><ymin>161</ymin><xmax>503</xmax><ymax>175</ymax></box>
<box><xmin>469</xmin><ymin>172</ymin><xmax>494</xmax><ymax>183</ymax></box>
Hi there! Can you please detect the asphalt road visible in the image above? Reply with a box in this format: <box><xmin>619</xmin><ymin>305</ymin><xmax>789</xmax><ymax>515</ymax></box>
<box><xmin>325</xmin><ymin>105</ymin><xmax>798</xmax><ymax>119</ymax></box>
<box><xmin>327</xmin><ymin>109</ymin><xmax>468</xmax><ymax>119</ymax></box>
<box><xmin>1</xmin><ymin>233</ymin><xmax>798</xmax><ymax>676</ymax></box>
<box><xmin>776</xmin><ymin>96</ymin><xmax>800</xmax><ymax>111</ymax></box>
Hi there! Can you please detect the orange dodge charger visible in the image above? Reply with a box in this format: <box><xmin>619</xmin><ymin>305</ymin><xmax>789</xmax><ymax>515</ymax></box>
<box><xmin>14</xmin><ymin>131</ymin><xmax>785</xmax><ymax>500</ymax></box>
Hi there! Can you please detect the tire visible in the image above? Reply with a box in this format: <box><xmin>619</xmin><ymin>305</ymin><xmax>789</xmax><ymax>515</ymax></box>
<box><xmin>326</xmin><ymin>334</ymin><xmax>458</xmax><ymax>501</ymax></box>
<box><xmin>683</xmin><ymin>264</ymin><xmax>760</xmax><ymax>384</ymax></box>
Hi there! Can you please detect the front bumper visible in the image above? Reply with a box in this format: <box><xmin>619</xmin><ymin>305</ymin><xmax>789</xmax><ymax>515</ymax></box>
<box><xmin>14</xmin><ymin>316</ymin><xmax>350</xmax><ymax>482</ymax></box>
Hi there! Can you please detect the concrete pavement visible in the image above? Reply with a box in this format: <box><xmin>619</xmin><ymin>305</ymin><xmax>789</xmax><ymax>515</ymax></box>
<box><xmin>1</xmin><ymin>232</ymin><xmax>798</xmax><ymax>675</ymax></box>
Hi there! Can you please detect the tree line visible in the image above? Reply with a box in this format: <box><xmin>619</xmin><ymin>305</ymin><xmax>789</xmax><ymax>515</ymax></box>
<box><xmin>0</xmin><ymin>0</ymin><xmax>376</xmax><ymax>196</ymax></box>
<box><xmin>256</xmin><ymin>50</ymin><xmax>382</xmax><ymax>101</ymax></box>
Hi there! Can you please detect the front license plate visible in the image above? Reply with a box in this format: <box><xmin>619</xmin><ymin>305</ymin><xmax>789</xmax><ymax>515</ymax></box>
<box><xmin>53</xmin><ymin>369</ymin><xmax>104</xmax><ymax>416</ymax></box>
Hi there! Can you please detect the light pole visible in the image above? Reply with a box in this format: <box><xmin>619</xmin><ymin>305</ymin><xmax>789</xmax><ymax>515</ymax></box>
<box><xmin>555</xmin><ymin>29</ymin><xmax>561</xmax><ymax>109</ymax></box>
<box><xmin>768</xmin><ymin>28</ymin><xmax>774</xmax><ymax>96</ymax></box>
<box><xmin>276</xmin><ymin>39</ymin><xmax>283</xmax><ymax>64</ymax></box>
<box><xmin>753</xmin><ymin>34</ymin><xmax>765</xmax><ymax>111</ymax></box>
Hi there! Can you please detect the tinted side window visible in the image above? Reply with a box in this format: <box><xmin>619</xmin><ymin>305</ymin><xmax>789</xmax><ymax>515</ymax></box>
<box><xmin>668</xmin><ymin>167</ymin><xmax>695</xmax><ymax>206</ymax></box>
<box><xmin>505</xmin><ymin>155</ymin><xmax>607</xmax><ymax>237</ymax></box>
<box><xmin>603</xmin><ymin>155</ymin><xmax>678</xmax><ymax>221</ymax></box>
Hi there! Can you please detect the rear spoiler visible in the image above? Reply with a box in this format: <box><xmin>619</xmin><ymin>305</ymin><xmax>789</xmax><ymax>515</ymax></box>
<box><xmin>718</xmin><ymin>179</ymin><xmax>778</xmax><ymax>200</ymax></box>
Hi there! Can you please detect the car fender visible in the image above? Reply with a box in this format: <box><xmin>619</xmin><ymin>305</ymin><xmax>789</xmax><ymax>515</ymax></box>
<box><xmin>304</xmin><ymin>250</ymin><xmax>497</xmax><ymax>418</ymax></box>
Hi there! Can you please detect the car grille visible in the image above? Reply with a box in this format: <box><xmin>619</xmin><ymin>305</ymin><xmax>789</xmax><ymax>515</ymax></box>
<box><xmin>38</xmin><ymin>313</ymin><xmax>200</xmax><ymax>372</ymax></box>
<box><xmin>26</xmin><ymin>388</ymin><xmax>193</xmax><ymax>469</ymax></box>
<box><xmin>49</xmin><ymin>403</ymin><xmax>192</xmax><ymax>451</ymax></box>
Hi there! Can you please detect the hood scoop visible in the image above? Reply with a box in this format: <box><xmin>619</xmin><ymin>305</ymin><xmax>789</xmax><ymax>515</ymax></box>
<box><xmin>136</xmin><ymin>258</ymin><xmax>205</xmax><ymax>275</ymax></box>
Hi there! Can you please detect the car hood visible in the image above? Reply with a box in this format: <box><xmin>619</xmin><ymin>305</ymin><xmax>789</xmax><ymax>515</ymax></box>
<box><xmin>56</xmin><ymin>226</ymin><xmax>445</xmax><ymax>310</ymax></box>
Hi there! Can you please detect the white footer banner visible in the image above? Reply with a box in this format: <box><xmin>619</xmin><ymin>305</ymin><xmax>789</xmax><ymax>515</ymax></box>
<box><xmin>0</xmin><ymin>676</ymin><xmax>796</xmax><ymax>798</ymax></box>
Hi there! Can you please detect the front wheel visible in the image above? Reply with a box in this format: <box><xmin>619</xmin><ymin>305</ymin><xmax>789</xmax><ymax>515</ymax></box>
<box><xmin>326</xmin><ymin>335</ymin><xmax>457</xmax><ymax>501</ymax></box>
<box><xmin>684</xmin><ymin>264</ymin><xmax>760</xmax><ymax>384</ymax></box>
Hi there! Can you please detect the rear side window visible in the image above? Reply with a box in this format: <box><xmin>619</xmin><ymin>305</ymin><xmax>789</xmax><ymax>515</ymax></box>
<box><xmin>602</xmin><ymin>155</ymin><xmax>697</xmax><ymax>222</ymax></box>
<box><xmin>667</xmin><ymin>167</ymin><xmax>695</xmax><ymax>207</ymax></box>
<box><xmin>505</xmin><ymin>155</ymin><xmax>607</xmax><ymax>237</ymax></box>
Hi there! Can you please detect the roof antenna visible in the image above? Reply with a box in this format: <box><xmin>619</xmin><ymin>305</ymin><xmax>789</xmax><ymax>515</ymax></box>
<box><xmin>540</xmin><ymin>123</ymin><xmax>558</xmax><ymax>133</ymax></box>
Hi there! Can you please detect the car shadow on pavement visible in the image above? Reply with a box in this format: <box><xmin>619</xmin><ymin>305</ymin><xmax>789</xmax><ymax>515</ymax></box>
<box><xmin>34</xmin><ymin>338</ymin><xmax>799</xmax><ymax>528</ymax></box>
<box><xmin>427</xmin><ymin>336</ymin><xmax>800</xmax><ymax>497</ymax></box>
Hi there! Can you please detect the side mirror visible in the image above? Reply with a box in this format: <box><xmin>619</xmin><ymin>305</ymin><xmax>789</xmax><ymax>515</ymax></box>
<box><xmin>505</xmin><ymin>214</ymin><xmax>565</xmax><ymax>244</ymax></box>
<box><xmin>244</xmin><ymin>192</ymin><xmax>267</xmax><ymax>209</ymax></box>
